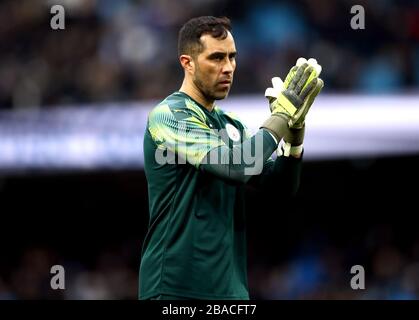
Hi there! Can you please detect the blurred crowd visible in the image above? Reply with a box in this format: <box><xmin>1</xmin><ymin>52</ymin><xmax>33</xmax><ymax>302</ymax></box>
<box><xmin>0</xmin><ymin>240</ymin><xmax>140</xmax><ymax>300</ymax></box>
<box><xmin>1</xmin><ymin>225</ymin><xmax>418</xmax><ymax>300</ymax></box>
<box><xmin>249</xmin><ymin>224</ymin><xmax>419</xmax><ymax>300</ymax></box>
<box><xmin>1</xmin><ymin>0</ymin><xmax>419</xmax><ymax>110</ymax></box>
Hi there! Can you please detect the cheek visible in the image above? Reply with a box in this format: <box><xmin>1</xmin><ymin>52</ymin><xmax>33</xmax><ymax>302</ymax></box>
<box><xmin>231</xmin><ymin>61</ymin><xmax>237</xmax><ymax>72</ymax></box>
<box><xmin>198</xmin><ymin>64</ymin><xmax>218</xmax><ymax>82</ymax></box>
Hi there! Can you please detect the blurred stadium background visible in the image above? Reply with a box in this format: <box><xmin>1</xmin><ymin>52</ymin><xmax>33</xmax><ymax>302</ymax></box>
<box><xmin>1</xmin><ymin>0</ymin><xmax>419</xmax><ymax>299</ymax></box>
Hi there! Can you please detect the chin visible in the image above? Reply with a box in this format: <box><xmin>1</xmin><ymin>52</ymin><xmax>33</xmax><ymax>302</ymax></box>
<box><xmin>214</xmin><ymin>95</ymin><xmax>227</xmax><ymax>101</ymax></box>
<box><xmin>214</xmin><ymin>91</ymin><xmax>229</xmax><ymax>100</ymax></box>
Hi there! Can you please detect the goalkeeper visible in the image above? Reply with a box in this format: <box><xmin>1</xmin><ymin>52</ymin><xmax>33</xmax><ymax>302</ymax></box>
<box><xmin>139</xmin><ymin>16</ymin><xmax>324</xmax><ymax>300</ymax></box>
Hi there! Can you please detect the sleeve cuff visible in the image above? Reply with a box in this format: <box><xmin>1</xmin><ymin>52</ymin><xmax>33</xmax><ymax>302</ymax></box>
<box><xmin>277</xmin><ymin>141</ymin><xmax>303</xmax><ymax>157</ymax></box>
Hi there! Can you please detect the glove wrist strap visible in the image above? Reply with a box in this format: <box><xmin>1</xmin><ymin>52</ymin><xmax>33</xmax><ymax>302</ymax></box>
<box><xmin>260</xmin><ymin>114</ymin><xmax>289</xmax><ymax>142</ymax></box>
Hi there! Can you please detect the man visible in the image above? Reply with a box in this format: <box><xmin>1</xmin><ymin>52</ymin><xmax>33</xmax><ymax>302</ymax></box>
<box><xmin>139</xmin><ymin>16</ymin><xmax>323</xmax><ymax>300</ymax></box>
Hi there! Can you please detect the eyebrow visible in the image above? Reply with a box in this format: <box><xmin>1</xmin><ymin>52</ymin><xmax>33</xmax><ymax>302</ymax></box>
<box><xmin>207</xmin><ymin>51</ymin><xmax>237</xmax><ymax>59</ymax></box>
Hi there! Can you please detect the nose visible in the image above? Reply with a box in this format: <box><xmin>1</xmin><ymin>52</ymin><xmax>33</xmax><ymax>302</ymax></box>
<box><xmin>222</xmin><ymin>59</ymin><xmax>234</xmax><ymax>75</ymax></box>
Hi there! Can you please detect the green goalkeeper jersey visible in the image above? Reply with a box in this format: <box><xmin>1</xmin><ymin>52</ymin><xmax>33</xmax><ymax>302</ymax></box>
<box><xmin>139</xmin><ymin>91</ymin><xmax>302</xmax><ymax>300</ymax></box>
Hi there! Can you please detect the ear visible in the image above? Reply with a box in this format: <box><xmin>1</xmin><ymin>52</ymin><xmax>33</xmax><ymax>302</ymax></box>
<box><xmin>180</xmin><ymin>54</ymin><xmax>194</xmax><ymax>74</ymax></box>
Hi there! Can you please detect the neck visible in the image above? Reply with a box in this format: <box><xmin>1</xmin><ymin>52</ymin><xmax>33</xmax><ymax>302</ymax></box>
<box><xmin>179</xmin><ymin>79</ymin><xmax>215</xmax><ymax>112</ymax></box>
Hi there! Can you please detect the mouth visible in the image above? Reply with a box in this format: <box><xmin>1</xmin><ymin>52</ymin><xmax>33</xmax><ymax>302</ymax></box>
<box><xmin>218</xmin><ymin>80</ymin><xmax>232</xmax><ymax>90</ymax></box>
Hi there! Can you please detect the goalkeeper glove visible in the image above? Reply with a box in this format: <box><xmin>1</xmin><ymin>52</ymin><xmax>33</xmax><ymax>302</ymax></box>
<box><xmin>260</xmin><ymin>58</ymin><xmax>321</xmax><ymax>144</ymax></box>
<box><xmin>261</xmin><ymin>58</ymin><xmax>323</xmax><ymax>147</ymax></box>
<box><xmin>265</xmin><ymin>58</ymin><xmax>324</xmax><ymax>129</ymax></box>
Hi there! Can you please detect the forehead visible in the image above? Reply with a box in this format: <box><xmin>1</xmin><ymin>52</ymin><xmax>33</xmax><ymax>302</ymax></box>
<box><xmin>199</xmin><ymin>31</ymin><xmax>236</xmax><ymax>55</ymax></box>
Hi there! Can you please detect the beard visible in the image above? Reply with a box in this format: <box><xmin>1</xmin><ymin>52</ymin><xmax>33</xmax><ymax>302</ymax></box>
<box><xmin>193</xmin><ymin>70</ymin><xmax>230</xmax><ymax>102</ymax></box>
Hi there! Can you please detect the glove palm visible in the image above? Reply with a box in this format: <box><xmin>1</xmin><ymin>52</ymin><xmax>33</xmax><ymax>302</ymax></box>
<box><xmin>266</xmin><ymin>58</ymin><xmax>324</xmax><ymax>128</ymax></box>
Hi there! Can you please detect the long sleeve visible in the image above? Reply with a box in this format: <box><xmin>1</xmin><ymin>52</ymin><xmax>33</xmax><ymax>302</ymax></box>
<box><xmin>199</xmin><ymin>129</ymin><xmax>278</xmax><ymax>184</ymax></box>
<box><xmin>247</xmin><ymin>152</ymin><xmax>303</xmax><ymax>197</ymax></box>
<box><xmin>148</xmin><ymin>101</ymin><xmax>279</xmax><ymax>184</ymax></box>
<box><xmin>148</xmin><ymin>99</ymin><xmax>302</xmax><ymax>191</ymax></box>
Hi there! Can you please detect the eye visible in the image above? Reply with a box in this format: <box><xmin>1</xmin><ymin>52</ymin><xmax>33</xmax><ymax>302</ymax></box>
<box><xmin>208</xmin><ymin>53</ymin><xmax>225</xmax><ymax>61</ymax></box>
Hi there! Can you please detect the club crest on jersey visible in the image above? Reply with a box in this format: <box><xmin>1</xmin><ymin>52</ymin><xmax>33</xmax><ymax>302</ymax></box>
<box><xmin>225</xmin><ymin>123</ymin><xmax>241</xmax><ymax>142</ymax></box>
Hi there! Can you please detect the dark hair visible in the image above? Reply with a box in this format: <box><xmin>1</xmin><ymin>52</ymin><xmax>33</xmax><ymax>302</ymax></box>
<box><xmin>178</xmin><ymin>16</ymin><xmax>232</xmax><ymax>57</ymax></box>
